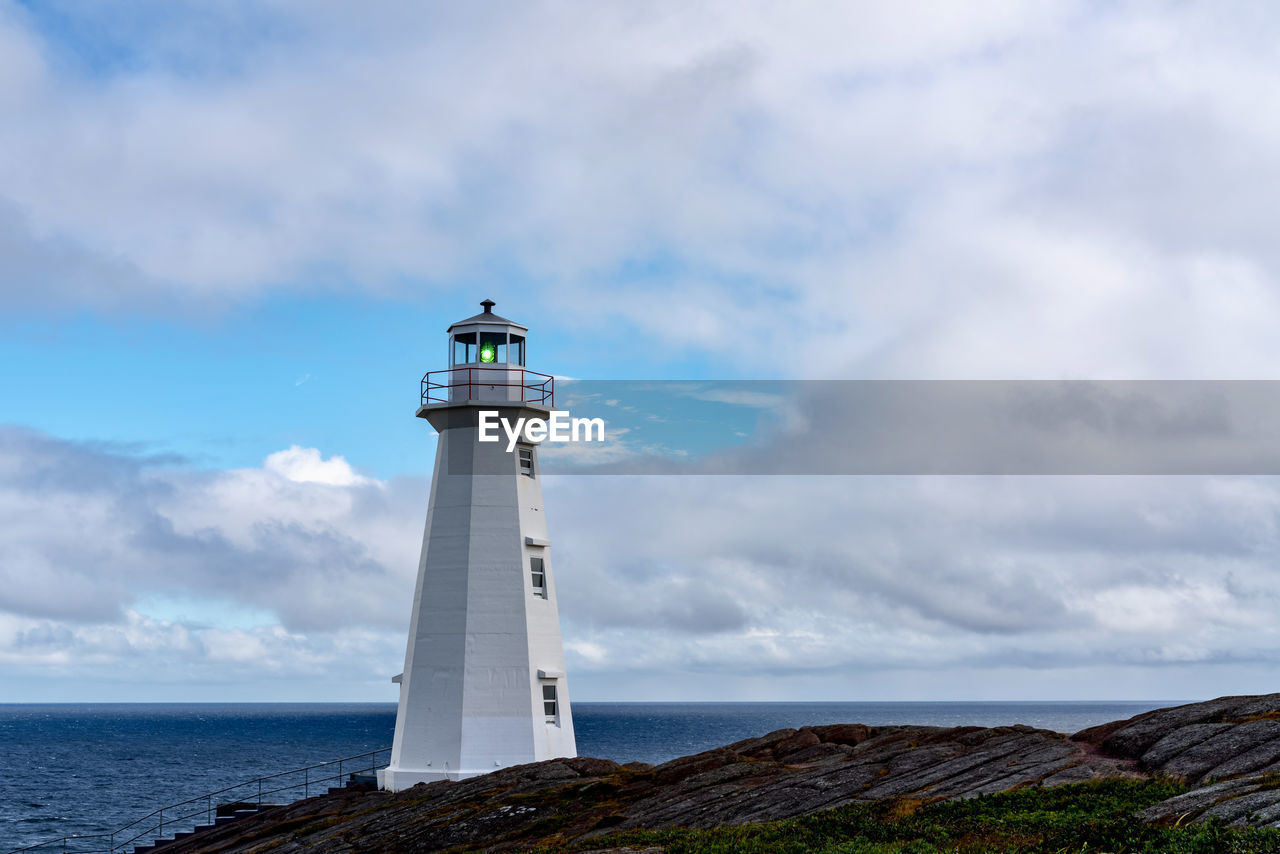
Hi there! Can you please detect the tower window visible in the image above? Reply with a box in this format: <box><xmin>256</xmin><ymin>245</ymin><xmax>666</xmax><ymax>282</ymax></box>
<box><xmin>542</xmin><ymin>684</ymin><xmax>558</xmax><ymax>722</ymax></box>
<box><xmin>530</xmin><ymin>557</ymin><xmax>546</xmax><ymax>598</ymax></box>
<box><xmin>518</xmin><ymin>447</ymin><xmax>534</xmax><ymax>477</ymax></box>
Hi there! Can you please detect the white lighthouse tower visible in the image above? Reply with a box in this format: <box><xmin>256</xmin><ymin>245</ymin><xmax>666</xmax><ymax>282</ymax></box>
<box><xmin>379</xmin><ymin>300</ymin><xmax>576</xmax><ymax>791</ymax></box>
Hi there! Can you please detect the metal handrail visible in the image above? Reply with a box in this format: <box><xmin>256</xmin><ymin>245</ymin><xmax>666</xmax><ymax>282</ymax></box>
<box><xmin>6</xmin><ymin>747</ymin><xmax>390</xmax><ymax>854</ymax></box>
<box><xmin>421</xmin><ymin>365</ymin><xmax>554</xmax><ymax>407</ymax></box>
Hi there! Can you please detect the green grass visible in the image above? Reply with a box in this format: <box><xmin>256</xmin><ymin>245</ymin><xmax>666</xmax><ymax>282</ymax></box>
<box><xmin>538</xmin><ymin>779</ymin><xmax>1280</xmax><ymax>853</ymax></box>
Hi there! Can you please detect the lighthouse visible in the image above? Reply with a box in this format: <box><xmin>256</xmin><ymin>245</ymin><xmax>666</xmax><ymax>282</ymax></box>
<box><xmin>379</xmin><ymin>300</ymin><xmax>577</xmax><ymax>791</ymax></box>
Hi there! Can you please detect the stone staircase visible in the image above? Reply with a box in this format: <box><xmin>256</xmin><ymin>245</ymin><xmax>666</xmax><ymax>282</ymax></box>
<box><xmin>128</xmin><ymin>801</ymin><xmax>284</xmax><ymax>853</ymax></box>
<box><xmin>7</xmin><ymin>748</ymin><xmax>390</xmax><ymax>854</ymax></box>
<box><xmin>128</xmin><ymin>773</ymin><xmax>378</xmax><ymax>853</ymax></box>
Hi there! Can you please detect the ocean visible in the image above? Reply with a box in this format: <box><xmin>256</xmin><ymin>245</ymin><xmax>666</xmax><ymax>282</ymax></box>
<box><xmin>0</xmin><ymin>701</ymin><xmax>1174</xmax><ymax>852</ymax></box>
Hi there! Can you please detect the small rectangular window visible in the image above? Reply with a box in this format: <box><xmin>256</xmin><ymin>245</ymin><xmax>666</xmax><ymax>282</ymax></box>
<box><xmin>518</xmin><ymin>447</ymin><xmax>534</xmax><ymax>477</ymax></box>
<box><xmin>530</xmin><ymin>557</ymin><xmax>546</xmax><ymax>597</ymax></box>
<box><xmin>542</xmin><ymin>684</ymin><xmax>558</xmax><ymax>721</ymax></box>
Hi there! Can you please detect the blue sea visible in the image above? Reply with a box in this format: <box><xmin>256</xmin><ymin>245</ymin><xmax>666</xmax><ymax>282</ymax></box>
<box><xmin>0</xmin><ymin>701</ymin><xmax>1175</xmax><ymax>852</ymax></box>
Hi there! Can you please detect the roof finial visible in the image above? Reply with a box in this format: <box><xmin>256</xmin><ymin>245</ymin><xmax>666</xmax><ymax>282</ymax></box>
<box><xmin>480</xmin><ymin>299</ymin><xmax>495</xmax><ymax>314</ymax></box>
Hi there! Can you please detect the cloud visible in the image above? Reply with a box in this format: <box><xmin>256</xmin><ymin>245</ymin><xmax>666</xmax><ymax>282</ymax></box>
<box><xmin>9</xmin><ymin>1</ymin><xmax>1280</xmax><ymax>702</ymax></box>
<box><xmin>0</xmin><ymin>609</ymin><xmax>400</xmax><ymax>687</ymax></box>
<box><xmin>264</xmin><ymin>444</ymin><xmax>369</xmax><ymax>485</ymax></box>
<box><xmin>541</xmin><ymin>381</ymin><xmax>1280</xmax><ymax>476</ymax></box>
<box><xmin>0</xmin><ymin>1</ymin><xmax>1277</xmax><ymax>379</ymax></box>
<box><xmin>0</xmin><ymin>426</ymin><xmax>421</xmax><ymax>630</ymax></box>
<box><xmin>4</xmin><ymin>424</ymin><xmax>1280</xmax><ymax>699</ymax></box>
<box><xmin>543</xmin><ymin>472</ymin><xmax>1280</xmax><ymax>695</ymax></box>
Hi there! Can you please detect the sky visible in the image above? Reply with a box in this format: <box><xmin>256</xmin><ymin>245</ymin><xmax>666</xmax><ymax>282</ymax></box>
<box><xmin>4</xmin><ymin>0</ymin><xmax>1280</xmax><ymax>702</ymax></box>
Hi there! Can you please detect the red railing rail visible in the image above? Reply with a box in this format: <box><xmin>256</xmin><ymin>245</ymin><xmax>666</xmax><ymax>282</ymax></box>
<box><xmin>421</xmin><ymin>366</ymin><xmax>554</xmax><ymax>407</ymax></box>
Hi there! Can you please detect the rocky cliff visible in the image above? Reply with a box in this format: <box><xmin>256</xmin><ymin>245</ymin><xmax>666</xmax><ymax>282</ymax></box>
<box><xmin>148</xmin><ymin>693</ymin><xmax>1280</xmax><ymax>852</ymax></box>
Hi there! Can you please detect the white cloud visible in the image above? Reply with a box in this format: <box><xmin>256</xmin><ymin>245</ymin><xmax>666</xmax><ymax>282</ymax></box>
<box><xmin>0</xmin><ymin>609</ymin><xmax>399</xmax><ymax>688</ymax></box>
<box><xmin>8</xmin><ymin>1</ymin><xmax>1280</xmax><ymax>700</ymax></box>
<box><xmin>0</xmin><ymin>427</ymin><xmax>424</xmax><ymax>696</ymax></box>
<box><xmin>4</xmin><ymin>426</ymin><xmax>1280</xmax><ymax>699</ymax></box>
<box><xmin>2</xmin><ymin>2</ymin><xmax>1280</xmax><ymax>378</ymax></box>
<box><xmin>263</xmin><ymin>444</ymin><xmax>369</xmax><ymax>486</ymax></box>
<box><xmin>543</xmin><ymin>472</ymin><xmax>1280</xmax><ymax>698</ymax></box>
<box><xmin>0</xmin><ymin>427</ymin><xmax>420</xmax><ymax>630</ymax></box>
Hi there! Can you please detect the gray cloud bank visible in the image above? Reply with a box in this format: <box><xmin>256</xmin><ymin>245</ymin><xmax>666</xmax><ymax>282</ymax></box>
<box><xmin>549</xmin><ymin>381</ymin><xmax>1280</xmax><ymax>474</ymax></box>
<box><xmin>0</xmin><ymin>426</ymin><xmax>423</xmax><ymax>694</ymax></box>
<box><xmin>6</xmin><ymin>424</ymin><xmax>1280</xmax><ymax>700</ymax></box>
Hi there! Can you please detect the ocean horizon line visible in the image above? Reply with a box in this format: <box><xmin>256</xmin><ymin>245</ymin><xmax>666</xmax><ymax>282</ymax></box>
<box><xmin>0</xmin><ymin>698</ymin><xmax>1191</xmax><ymax>706</ymax></box>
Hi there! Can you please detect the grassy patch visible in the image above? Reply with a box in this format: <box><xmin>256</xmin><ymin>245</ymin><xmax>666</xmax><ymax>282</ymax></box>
<box><xmin>539</xmin><ymin>780</ymin><xmax>1280</xmax><ymax>853</ymax></box>
<box><xmin>1240</xmin><ymin>712</ymin><xmax>1280</xmax><ymax>724</ymax></box>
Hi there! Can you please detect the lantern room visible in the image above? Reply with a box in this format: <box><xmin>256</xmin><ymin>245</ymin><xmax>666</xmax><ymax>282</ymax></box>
<box><xmin>422</xmin><ymin>299</ymin><xmax>553</xmax><ymax>407</ymax></box>
<box><xmin>448</xmin><ymin>299</ymin><xmax>527</xmax><ymax>367</ymax></box>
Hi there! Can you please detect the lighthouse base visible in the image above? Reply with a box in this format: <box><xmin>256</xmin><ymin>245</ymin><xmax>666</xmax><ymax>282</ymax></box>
<box><xmin>378</xmin><ymin>766</ymin><xmax>490</xmax><ymax>791</ymax></box>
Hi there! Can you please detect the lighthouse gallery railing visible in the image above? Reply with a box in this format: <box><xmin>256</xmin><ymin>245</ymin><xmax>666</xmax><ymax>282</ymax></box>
<box><xmin>421</xmin><ymin>366</ymin><xmax>554</xmax><ymax>407</ymax></box>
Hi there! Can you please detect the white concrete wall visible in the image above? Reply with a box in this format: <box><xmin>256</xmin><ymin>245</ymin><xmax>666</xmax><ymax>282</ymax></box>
<box><xmin>445</xmin><ymin>365</ymin><xmax>529</xmax><ymax>404</ymax></box>
<box><xmin>518</xmin><ymin>466</ymin><xmax>576</xmax><ymax>760</ymax></box>
<box><xmin>381</xmin><ymin>404</ymin><xmax>576</xmax><ymax>790</ymax></box>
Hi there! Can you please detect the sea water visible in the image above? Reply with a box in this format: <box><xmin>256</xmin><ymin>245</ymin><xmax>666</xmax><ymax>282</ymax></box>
<box><xmin>0</xmin><ymin>701</ymin><xmax>1173</xmax><ymax>851</ymax></box>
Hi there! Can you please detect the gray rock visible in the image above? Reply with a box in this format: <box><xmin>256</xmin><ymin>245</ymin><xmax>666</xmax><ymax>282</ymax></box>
<box><xmin>1205</xmin><ymin>731</ymin><xmax>1280</xmax><ymax>781</ymax></box>
<box><xmin>1138</xmin><ymin>776</ymin><xmax>1264</xmax><ymax>823</ymax></box>
<box><xmin>1101</xmin><ymin>697</ymin><xmax>1246</xmax><ymax>759</ymax></box>
<box><xmin>1202</xmin><ymin>788</ymin><xmax>1280</xmax><ymax>826</ymax></box>
<box><xmin>1164</xmin><ymin>720</ymin><xmax>1280</xmax><ymax>782</ymax></box>
<box><xmin>1245</xmin><ymin>799</ymin><xmax>1280</xmax><ymax>826</ymax></box>
<box><xmin>782</xmin><ymin>741</ymin><xmax>854</xmax><ymax>766</ymax></box>
<box><xmin>1041</xmin><ymin>762</ymin><xmax>1139</xmax><ymax>787</ymax></box>
<box><xmin>137</xmin><ymin>693</ymin><xmax>1280</xmax><ymax>851</ymax></box>
<box><xmin>1139</xmin><ymin>722</ymin><xmax>1234</xmax><ymax>770</ymax></box>
<box><xmin>1227</xmin><ymin>696</ymin><xmax>1280</xmax><ymax>720</ymax></box>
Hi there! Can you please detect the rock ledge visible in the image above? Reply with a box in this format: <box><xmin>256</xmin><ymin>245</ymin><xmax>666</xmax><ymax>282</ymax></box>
<box><xmin>153</xmin><ymin>694</ymin><xmax>1280</xmax><ymax>852</ymax></box>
